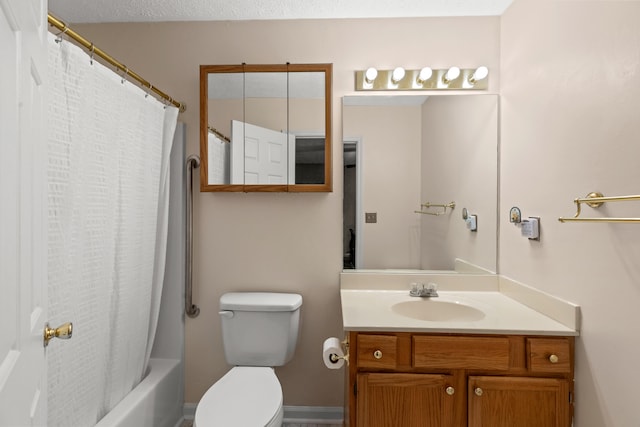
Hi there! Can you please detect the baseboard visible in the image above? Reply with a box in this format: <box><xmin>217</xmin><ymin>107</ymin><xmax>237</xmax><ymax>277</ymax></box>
<box><xmin>183</xmin><ymin>404</ymin><xmax>344</xmax><ymax>424</ymax></box>
<box><xmin>183</xmin><ymin>403</ymin><xmax>196</xmax><ymax>420</ymax></box>
<box><xmin>283</xmin><ymin>406</ymin><xmax>344</xmax><ymax>424</ymax></box>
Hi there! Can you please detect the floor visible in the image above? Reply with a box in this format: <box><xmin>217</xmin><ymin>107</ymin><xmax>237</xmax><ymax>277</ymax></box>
<box><xmin>181</xmin><ymin>421</ymin><xmax>341</xmax><ymax>427</ymax></box>
<box><xmin>285</xmin><ymin>424</ymin><xmax>342</xmax><ymax>427</ymax></box>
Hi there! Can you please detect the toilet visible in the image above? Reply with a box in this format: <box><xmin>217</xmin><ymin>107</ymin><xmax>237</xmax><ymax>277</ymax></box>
<box><xmin>194</xmin><ymin>292</ymin><xmax>303</xmax><ymax>427</ymax></box>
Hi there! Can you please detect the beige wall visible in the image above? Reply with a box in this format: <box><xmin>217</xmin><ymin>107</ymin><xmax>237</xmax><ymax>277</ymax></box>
<box><xmin>501</xmin><ymin>2</ymin><xmax>640</xmax><ymax>426</ymax></box>
<box><xmin>70</xmin><ymin>3</ymin><xmax>640</xmax><ymax>424</ymax></box>
<box><xmin>74</xmin><ymin>17</ymin><xmax>501</xmax><ymax>406</ymax></box>
<box><xmin>420</xmin><ymin>95</ymin><xmax>498</xmax><ymax>271</ymax></box>
<box><xmin>209</xmin><ymin>99</ymin><xmax>325</xmax><ymax>136</ymax></box>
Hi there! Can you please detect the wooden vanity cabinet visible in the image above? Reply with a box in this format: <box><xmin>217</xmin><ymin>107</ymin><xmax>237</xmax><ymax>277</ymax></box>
<box><xmin>345</xmin><ymin>332</ymin><xmax>574</xmax><ymax>427</ymax></box>
<box><xmin>357</xmin><ymin>373</ymin><xmax>455</xmax><ymax>427</ymax></box>
<box><xmin>467</xmin><ymin>376</ymin><xmax>571</xmax><ymax>427</ymax></box>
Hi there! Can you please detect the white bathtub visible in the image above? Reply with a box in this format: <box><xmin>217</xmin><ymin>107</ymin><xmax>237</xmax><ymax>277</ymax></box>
<box><xmin>94</xmin><ymin>358</ymin><xmax>183</xmax><ymax>427</ymax></box>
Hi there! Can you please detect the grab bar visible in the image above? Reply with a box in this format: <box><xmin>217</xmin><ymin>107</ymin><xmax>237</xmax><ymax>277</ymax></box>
<box><xmin>185</xmin><ymin>154</ymin><xmax>200</xmax><ymax>318</ymax></box>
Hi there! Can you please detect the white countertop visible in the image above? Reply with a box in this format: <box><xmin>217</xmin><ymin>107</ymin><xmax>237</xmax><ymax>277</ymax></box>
<box><xmin>340</xmin><ymin>273</ymin><xmax>580</xmax><ymax>336</ymax></box>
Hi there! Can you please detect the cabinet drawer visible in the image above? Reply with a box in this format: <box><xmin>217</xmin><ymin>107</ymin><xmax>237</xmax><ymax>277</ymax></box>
<box><xmin>413</xmin><ymin>336</ymin><xmax>510</xmax><ymax>370</ymax></box>
<box><xmin>527</xmin><ymin>338</ymin><xmax>571</xmax><ymax>373</ymax></box>
<box><xmin>357</xmin><ymin>335</ymin><xmax>398</xmax><ymax>369</ymax></box>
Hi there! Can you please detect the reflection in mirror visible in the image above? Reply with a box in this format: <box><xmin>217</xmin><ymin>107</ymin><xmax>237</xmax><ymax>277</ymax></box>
<box><xmin>289</xmin><ymin>72</ymin><xmax>326</xmax><ymax>185</ymax></box>
<box><xmin>342</xmin><ymin>95</ymin><xmax>498</xmax><ymax>273</ymax></box>
<box><xmin>207</xmin><ymin>72</ymin><xmax>243</xmax><ymax>185</ymax></box>
<box><xmin>200</xmin><ymin>64</ymin><xmax>332</xmax><ymax>192</ymax></box>
<box><xmin>242</xmin><ymin>72</ymin><xmax>288</xmax><ymax>184</ymax></box>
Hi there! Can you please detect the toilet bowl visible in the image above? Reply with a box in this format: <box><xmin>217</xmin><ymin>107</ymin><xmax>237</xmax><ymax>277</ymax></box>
<box><xmin>194</xmin><ymin>367</ymin><xmax>283</xmax><ymax>427</ymax></box>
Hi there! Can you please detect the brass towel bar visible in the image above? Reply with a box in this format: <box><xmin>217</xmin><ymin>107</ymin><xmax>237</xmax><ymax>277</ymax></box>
<box><xmin>558</xmin><ymin>192</ymin><xmax>640</xmax><ymax>223</ymax></box>
<box><xmin>415</xmin><ymin>201</ymin><xmax>456</xmax><ymax>216</ymax></box>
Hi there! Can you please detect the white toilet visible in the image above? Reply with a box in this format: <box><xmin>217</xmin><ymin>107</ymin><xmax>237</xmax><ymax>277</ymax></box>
<box><xmin>194</xmin><ymin>292</ymin><xmax>303</xmax><ymax>427</ymax></box>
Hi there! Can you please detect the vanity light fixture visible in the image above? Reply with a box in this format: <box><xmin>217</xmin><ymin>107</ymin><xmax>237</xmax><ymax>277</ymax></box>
<box><xmin>443</xmin><ymin>66</ymin><xmax>461</xmax><ymax>84</ymax></box>
<box><xmin>355</xmin><ymin>66</ymin><xmax>489</xmax><ymax>91</ymax></box>
<box><xmin>468</xmin><ymin>66</ymin><xmax>489</xmax><ymax>85</ymax></box>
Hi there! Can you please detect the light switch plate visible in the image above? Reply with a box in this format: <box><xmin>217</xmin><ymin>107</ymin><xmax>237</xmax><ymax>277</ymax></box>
<box><xmin>365</xmin><ymin>212</ymin><xmax>377</xmax><ymax>223</ymax></box>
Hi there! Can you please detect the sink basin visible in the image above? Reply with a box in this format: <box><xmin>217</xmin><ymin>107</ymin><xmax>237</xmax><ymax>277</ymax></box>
<box><xmin>392</xmin><ymin>299</ymin><xmax>485</xmax><ymax>322</ymax></box>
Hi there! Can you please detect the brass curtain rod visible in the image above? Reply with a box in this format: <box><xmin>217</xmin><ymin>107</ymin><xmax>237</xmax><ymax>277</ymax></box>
<box><xmin>47</xmin><ymin>13</ymin><xmax>186</xmax><ymax>113</ymax></box>
<box><xmin>207</xmin><ymin>126</ymin><xmax>231</xmax><ymax>143</ymax></box>
<box><xmin>558</xmin><ymin>192</ymin><xmax>640</xmax><ymax>223</ymax></box>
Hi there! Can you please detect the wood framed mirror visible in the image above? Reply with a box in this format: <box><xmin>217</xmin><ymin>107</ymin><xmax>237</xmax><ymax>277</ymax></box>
<box><xmin>199</xmin><ymin>63</ymin><xmax>332</xmax><ymax>192</ymax></box>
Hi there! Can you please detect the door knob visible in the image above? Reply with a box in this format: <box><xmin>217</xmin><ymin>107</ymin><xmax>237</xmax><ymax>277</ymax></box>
<box><xmin>44</xmin><ymin>322</ymin><xmax>73</xmax><ymax>347</ymax></box>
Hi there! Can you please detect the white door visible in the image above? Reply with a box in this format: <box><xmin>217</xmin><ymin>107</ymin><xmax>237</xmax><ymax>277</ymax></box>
<box><xmin>231</xmin><ymin>120</ymin><xmax>289</xmax><ymax>184</ymax></box>
<box><xmin>0</xmin><ymin>0</ymin><xmax>48</xmax><ymax>425</ymax></box>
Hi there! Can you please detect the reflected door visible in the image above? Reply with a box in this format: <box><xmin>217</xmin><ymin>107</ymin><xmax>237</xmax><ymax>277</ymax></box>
<box><xmin>231</xmin><ymin>120</ymin><xmax>289</xmax><ymax>184</ymax></box>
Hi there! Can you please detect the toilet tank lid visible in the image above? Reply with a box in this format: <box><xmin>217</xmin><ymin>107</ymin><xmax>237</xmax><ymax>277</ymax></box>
<box><xmin>220</xmin><ymin>292</ymin><xmax>302</xmax><ymax>312</ymax></box>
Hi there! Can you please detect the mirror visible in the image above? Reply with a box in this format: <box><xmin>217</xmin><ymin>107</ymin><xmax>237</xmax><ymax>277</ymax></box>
<box><xmin>200</xmin><ymin>64</ymin><xmax>332</xmax><ymax>192</ymax></box>
<box><xmin>342</xmin><ymin>94</ymin><xmax>498</xmax><ymax>273</ymax></box>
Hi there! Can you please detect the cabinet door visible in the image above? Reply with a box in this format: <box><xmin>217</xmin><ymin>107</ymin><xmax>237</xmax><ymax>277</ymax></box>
<box><xmin>468</xmin><ymin>376</ymin><xmax>571</xmax><ymax>427</ymax></box>
<box><xmin>357</xmin><ymin>373</ymin><xmax>455</xmax><ymax>427</ymax></box>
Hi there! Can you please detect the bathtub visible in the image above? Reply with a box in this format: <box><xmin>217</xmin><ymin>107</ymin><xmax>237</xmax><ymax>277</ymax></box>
<box><xmin>94</xmin><ymin>358</ymin><xmax>183</xmax><ymax>427</ymax></box>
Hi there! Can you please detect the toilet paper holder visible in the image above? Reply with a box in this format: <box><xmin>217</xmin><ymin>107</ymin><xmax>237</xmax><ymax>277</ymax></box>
<box><xmin>328</xmin><ymin>337</ymin><xmax>350</xmax><ymax>366</ymax></box>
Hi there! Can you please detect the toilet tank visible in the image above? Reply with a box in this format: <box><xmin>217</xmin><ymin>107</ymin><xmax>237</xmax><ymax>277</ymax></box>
<box><xmin>219</xmin><ymin>292</ymin><xmax>302</xmax><ymax>367</ymax></box>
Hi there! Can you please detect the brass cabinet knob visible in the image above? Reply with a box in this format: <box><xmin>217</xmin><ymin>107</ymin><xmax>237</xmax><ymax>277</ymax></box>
<box><xmin>474</xmin><ymin>387</ymin><xmax>483</xmax><ymax>397</ymax></box>
<box><xmin>373</xmin><ymin>350</ymin><xmax>383</xmax><ymax>359</ymax></box>
<box><xmin>44</xmin><ymin>322</ymin><xmax>73</xmax><ymax>347</ymax></box>
<box><xmin>549</xmin><ymin>354</ymin><xmax>559</xmax><ymax>364</ymax></box>
<box><xmin>445</xmin><ymin>386</ymin><xmax>455</xmax><ymax>396</ymax></box>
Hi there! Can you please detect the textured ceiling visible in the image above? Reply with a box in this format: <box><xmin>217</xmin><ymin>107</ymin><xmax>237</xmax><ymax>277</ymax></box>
<box><xmin>48</xmin><ymin>0</ymin><xmax>514</xmax><ymax>23</ymax></box>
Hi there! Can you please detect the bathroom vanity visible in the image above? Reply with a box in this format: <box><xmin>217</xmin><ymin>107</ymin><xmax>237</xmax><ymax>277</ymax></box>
<box><xmin>339</xmin><ymin>272</ymin><xmax>579</xmax><ymax>427</ymax></box>
<box><xmin>346</xmin><ymin>331</ymin><xmax>573</xmax><ymax>427</ymax></box>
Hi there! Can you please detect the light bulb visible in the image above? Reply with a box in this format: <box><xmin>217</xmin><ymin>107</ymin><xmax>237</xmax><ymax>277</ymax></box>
<box><xmin>364</xmin><ymin>67</ymin><xmax>378</xmax><ymax>84</ymax></box>
<box><xmin>417</xmin><ymin>67</ymin><xmax>433</xmax><ymax>84</ymax></box>
<box><xmin>391</xmin><ymin>67</ymin><xmax>405</xmax><ymax>84</ymax></box>
<box><xmin>443</xmin><ymin>66</ymin><xmax>461</xmax><ymax>84</ymax></box>
<box><xmin>469</xmin><ymin>66</ymin><xmax>489</xmax><ymax>84</ymax></box>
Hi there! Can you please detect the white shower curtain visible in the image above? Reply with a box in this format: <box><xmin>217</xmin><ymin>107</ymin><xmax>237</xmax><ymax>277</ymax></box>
<box><xmin>46</xmin><ymin>32</ymin><xmax>178</xmax><ymax>426</ymax></box>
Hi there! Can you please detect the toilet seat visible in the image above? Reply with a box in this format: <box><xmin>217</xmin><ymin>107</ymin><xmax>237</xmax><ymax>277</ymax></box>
<box><xmin>194</xmin><ymin>366</ymin><xmax>283</xmax><ymax>427</ymax></box>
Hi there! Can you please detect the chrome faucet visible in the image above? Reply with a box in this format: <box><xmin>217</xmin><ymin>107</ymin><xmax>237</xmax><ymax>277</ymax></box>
<box><xmin>409</xmin><ymin>282</ymin><xmax>439</xmax><ymax>298</ymax></box>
